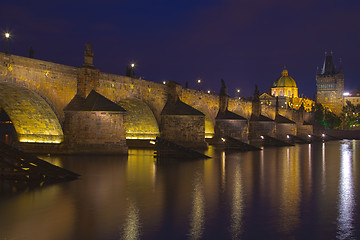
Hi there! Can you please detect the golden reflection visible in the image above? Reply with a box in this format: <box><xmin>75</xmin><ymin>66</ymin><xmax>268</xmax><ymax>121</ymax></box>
<box><xmin>321</xmin><ymin>143</ymin><xmax>326</xmax><ymax>192</ymax></box>
<box><xmin>127</xmin><ymin>149</ymin><xmax>157</xmax><ymax>186</ymax></box>
<box><xmin>230</xmin><ymin>164</ymin><xmax>243</xmax><ymax>239</ymax></box>
<box><xmin>260</xmin><ymin>150</ymin><xmax>264</xmax><ymax>181</ymax></box>
<box><xmin>308</xmin><ymin>144</ymin><xmax>312</xmax><ymax>186</ymax></box>
<box><xmin>280</xmin><ymin>147</ymin><xmax>300</xmax><ymax>235</ymax></box>
<box><xmin>188</xmin><ymin>174</ymin><xmax>205</xmax><ymax>240</ymax></box>
<box><xmin>221</xmin><ymin>151</ymin><xmax>226</xmax><ymax>192</ymax></box>
<box><xmin>337</xmin><ymin>141</ymin><xmax>355</xmax><ymax>239</ymax></box>
<box><xmin>126</xmin><ymin>149</ymin><xmax>163</xmax><ymax>234</ymax></box>
<box><xmin>152</xmin><ymin>162</ymin><xmax>156</xmax><ymax>190</ymax></box>
<box><xmin>203</xmin><ymin>146</ymin><xmax>218</xmax><ymax>215</ymax></box>
<box><xmin>121</xmin><ymin>201</ymin><xmax>141</xmax><ymax>240</ymax></box>
<box><xmin>0</xmin><ymin>186</ymin><xmax>75</xmax><ymax>240</ymax></box>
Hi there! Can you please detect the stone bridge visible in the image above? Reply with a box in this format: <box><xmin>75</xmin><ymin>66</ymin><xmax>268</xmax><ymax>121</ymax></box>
<box><xmin>0</xmin><ymin>48</ymin><xmax>312</xmax><ymax>151</ymax></box>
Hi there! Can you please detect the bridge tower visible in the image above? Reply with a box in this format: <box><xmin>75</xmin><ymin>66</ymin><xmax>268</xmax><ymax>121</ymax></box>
<box><xmin>316</xmin><ymin>52</ymin><xmax>344</xmax><ymax>115</ymax></box>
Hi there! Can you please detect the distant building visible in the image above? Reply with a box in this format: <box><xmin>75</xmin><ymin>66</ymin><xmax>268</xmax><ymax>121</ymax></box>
<box><xmin>316</xmin><ymin>53</ymin><xmax>344</xmax><ymax>114</ymax></box>
<box><xmin>344</xmin><ymin>89</ymin><xmax>360</xmax><ymax>106</ymax></box>
<box><xmin>260</xmin><ymin>68</ymin><xmax>313</xmax><ymax>112</ymax></box>
<box><xmin>271</xmin><ymin>68</ymin><xmax>298</xmax><ymax>98</ymax></box>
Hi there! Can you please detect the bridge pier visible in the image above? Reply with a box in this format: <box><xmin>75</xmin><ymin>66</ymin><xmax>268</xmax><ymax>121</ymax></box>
<box><xmin>63</xmin><ymin>91</ymin><xmax>128</xmax><ymax>154</ymax></box>
<box><xmin>160</xmin><ymin>82</ymin><xmax>208</xmax><ymax>149</ymax></box>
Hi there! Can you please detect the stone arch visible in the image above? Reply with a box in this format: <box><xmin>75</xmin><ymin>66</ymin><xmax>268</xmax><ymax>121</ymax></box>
<box><xmin>118</xmin><ymin>98</ymin><xmax>160</xmax><ymax>140</ymax></box>
<box><xmin>190</xmin><ymin>104</ymin><xmax>215</xmax><ymax>139</ymax></box>
<box><xmin>0</xmin><ymin>82</ymin><xmax>64</xmax><ymax>143</ymax></box>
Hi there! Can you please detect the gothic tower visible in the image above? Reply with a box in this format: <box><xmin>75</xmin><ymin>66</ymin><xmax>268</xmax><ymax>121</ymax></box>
<box><xmin>316</xmin><ymin>52</ymin><xmax>344</xmax><ymax>115</ymax></box>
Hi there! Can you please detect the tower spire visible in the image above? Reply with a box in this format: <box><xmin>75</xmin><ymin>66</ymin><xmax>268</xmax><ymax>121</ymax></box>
<box><xmin>338</xmin><ymin>58</ymin><xmax>343</xmax><ymax>73</ymax></box>
<box><xmin>321</xmin><ymin>51</ymin><xmax>336</xmax><ymax>75</ymax></box>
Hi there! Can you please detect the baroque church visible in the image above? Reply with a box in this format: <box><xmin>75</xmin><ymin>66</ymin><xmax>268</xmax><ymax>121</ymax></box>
<box><xmin>260</xmin><ymin>68</ymin><xmax>314</xmax><ymax>112</ymax></box>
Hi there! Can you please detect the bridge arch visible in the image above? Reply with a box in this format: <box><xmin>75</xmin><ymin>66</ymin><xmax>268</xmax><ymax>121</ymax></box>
<box><xmin>0</xmin><ymin>83</ymin><xmax>64</xmax><ymax>143</ymax></box>
<box><xmin>118</xmin><ymin>98</ymin><xmax>159</xmax><ymax>140</ymax></box>
<box><xmin>190</xmin><ymin>104</ymin><xmax>215</xmax><ymax>139</ymax></box>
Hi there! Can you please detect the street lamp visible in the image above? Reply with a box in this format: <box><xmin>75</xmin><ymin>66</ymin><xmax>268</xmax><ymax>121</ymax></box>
<box><xmin>197</xmin><ymin>79</ymin><xmax>201</xmax><ymax>90</ymax></box>
<box><xmin>126</xmin><ymin>62</ymin><xmax>135</xmax><ymax>78</ymax></box>
<box><xmin>4</xmin><ymin>32</ymin><xmax>10</xmax><ymax>54</ymax></box>
<box><xmin>236</xmin><ymin>89</ymin><xmax>240</xmax><ymax>98</ymax></box>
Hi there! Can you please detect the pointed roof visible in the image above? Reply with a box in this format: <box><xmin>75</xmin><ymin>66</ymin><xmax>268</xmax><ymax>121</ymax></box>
<box><xmin>85</xmin><ymin>90</ymin><xmax>125</xmax><ymax>111</ymax></box>
<box><xmin>161</xmin><ymin>99</ymin><xmax>204</xmax><ymax>116</ymax></box>
<box><xmin>64</xmin><ymin>90</ymin><xmax>125</xmax><ymax>112</ymax></box>
<box><xmin>250</xmin><ymin>114</ymin><xmax>274</xmax><ymax>122</ymax></box>
<box><xmin>260</xmin><ymin>93</ymin><xmax>274</xmax><ymax>100</ymax></box>
<box><xmin>321</xmin><ymin>55</ymin><xmax>336</xmax><ymax>75</ymax></box>
<box><xmin>63</xmin><ymin>94</ymin><xmax>86</xmax><ymax>111</ymax></box>
<box><xmin>275</xmin><ymin>114</ymin><xmax>295</xmax><ymax>124</ymax></box>
<box><xmin>216</xmin><ymin>110</ymin><xmax>247</xmax><ymax>120</ymax></box>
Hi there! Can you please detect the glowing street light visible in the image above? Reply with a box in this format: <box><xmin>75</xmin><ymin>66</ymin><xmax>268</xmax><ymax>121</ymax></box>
<box><xmin>207</xmin><ymin>90</ymin><xmax>211</xmax><ymax>94</ymax></box>
<box><xmin>197</xmin><ymin>79</ymin><xmax>202</xmax><ymax>90</ymax></box>
<box><xmin>163</xmin><ymin>80</ymin><xmax>166</xmax><ymax>85</ymax></box>
<box><xmin>4</xmin><ymin>32</ymin><xmax>10</xmax><ymax>54</ymax></box>
<box><xmin>130</xmin><ymin>63</ymin><xmax>135</xmax><ymax>68</ymax></box>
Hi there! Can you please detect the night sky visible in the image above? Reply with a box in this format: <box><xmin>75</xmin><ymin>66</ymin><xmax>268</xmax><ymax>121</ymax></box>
<box><xmin>1</xmin><ymin>0</ymin><xmax>359</xmax><ymax>98</ymax></box>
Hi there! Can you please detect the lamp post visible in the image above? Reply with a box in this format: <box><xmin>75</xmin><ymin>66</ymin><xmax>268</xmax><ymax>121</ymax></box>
<box><xmin>197</xmin><ymin>79</ymin><xmax>201</xmax><ymax>90</ymax></box>
<box><xmin>236</xmin><ymin>89</ymin><xmax>240</xmax><ymax>99</ymax></box>
<box><xmin>5</xmin><ymin>32</ymin><xmax>10</xmax><ymax>54</ymax></box>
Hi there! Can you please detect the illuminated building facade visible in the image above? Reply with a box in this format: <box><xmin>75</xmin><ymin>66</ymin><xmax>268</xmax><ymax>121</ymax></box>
<box><xmin>343</xmin><ymin>89</ymin><xmax>360</xmax><ymax>106</ymax></box>
<box><xmin>271</xmin><ymin>68</ymin><xmax>298</xmax><ymax>98</ymax></box>
<box><xmin>260</xmin><ymin>68</ymin><xmax>314</xmax><ymax>112</ymax></box>
<box><xmin>316</xmin><ymin>53</ymin><xmax>344</xmax><ymax>114</ymax></box>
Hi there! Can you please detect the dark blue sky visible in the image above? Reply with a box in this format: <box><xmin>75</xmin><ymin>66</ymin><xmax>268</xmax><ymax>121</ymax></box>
<box><xmin>1</xmin><ymin>0</ymin><xmax>359</xmax><ymax>98</ymax></box>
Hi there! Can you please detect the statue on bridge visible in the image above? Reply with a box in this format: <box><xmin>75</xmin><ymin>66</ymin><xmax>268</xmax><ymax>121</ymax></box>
<box><xmin>83</xmin><ymin>42</ymin><xmax>94</xmax><ymax>68</ymax></box>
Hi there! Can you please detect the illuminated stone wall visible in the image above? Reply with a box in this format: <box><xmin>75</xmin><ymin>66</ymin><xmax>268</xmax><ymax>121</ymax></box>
<box><xmin>160</xmin><ymin>115</ymin><xmax>207</xmax><ymax>148</ymax></box>
<box><xmin>215</xmin><ymin>119</ymin><xmax>248</xmax><ymax>142</ymax></box>
<box><xmin>64</xmin><ymin>111</ymin><xmax>127</xmax><ymax>154</ymax></box>
<box><xmin>249</xmin><ymin>121</ymin><xmax>276</xmax><ymax>144</ymax></box>
<box><xmin>276</xmin><ymin>123</ymin><xmax>297</xmax><ymax>141</ymax></box>
<box><xmin>97</xmin><ymin>73</ymin><xmax>168</xmax><ymax>125</ymax></box>
<box><xmin>118</xmin><ymin>98</ymin><xmax>159</xmax><ymax>139</ymax></box>
<box><xmin>0</xmin><ymin>82</ymin><xmax>63</xmax><ymax>143</ymax></box>
<box><xmin>297</xmin><ymin>125</ymin><xmax>313</xmax><ymax>138</ymax></box>
<box><xmin>0</xmin><ymin>53</ymin><xmax>78</xmax><ymax>121</ymax></box>
<box><xmin>0</xmin><ymin>52</ymin><xmax>312</xmax><ymax>146</ymax></box>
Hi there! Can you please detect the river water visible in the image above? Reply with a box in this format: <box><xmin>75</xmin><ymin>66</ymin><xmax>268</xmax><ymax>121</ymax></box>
<box><xmin>0</xmin><ymin>140</ymin><xmax>359</xmax><ymax>240</ymax></box>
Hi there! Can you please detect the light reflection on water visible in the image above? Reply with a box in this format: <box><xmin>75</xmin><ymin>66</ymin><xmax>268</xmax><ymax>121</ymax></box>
<box><xmin>188</xmin><ymin>172</ymin><xmax>205</xmax><ymax>240</ymax></box>
<box><xmin>0</xmin><ymin>141</ymin><xmax>359</xmax><ymax>240</ymax></box>
<box><xmin>230</xmin><ymin>163</ymin><xmax>243</xmax><ymax>240</ymax></box>
<box><xmin>337</xmin><ymin>141</ymin><xmax>355</xmax><ymax>240</ymax></box>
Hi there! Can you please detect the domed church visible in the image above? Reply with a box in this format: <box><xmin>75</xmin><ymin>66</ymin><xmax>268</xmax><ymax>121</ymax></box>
<box><xmin>260</xmin><ymin>68</ymin><xmax>314</xmax><ymax>111</ymax></box>
<box><xmin>271</xmin><ymin>68</ymin><xmax>298</xmax><ymax>98</ymax></box>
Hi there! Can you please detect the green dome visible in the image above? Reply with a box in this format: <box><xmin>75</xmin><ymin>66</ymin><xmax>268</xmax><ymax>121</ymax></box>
<box><xmin>272</xmin><ymin>69</ymin><xmax>297</xmax><ymax>88</ymax></box>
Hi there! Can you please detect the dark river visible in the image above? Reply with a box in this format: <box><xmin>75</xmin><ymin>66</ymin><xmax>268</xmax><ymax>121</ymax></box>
<box><xmin>1</xmin><ymin>140</ymin><xmax>359</xmax><ymax>240</ymax></box>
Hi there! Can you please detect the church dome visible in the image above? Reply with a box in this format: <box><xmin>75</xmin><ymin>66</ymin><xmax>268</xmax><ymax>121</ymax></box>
<box><xmin>272</xmin><ymin>69</ymin><xmax>297</xmax><ymax>88</ymax></box>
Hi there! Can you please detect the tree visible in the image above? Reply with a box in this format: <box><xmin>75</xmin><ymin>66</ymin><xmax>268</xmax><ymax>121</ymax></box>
<box><xmin>314</xmin><ymin>103</ymin><xmax>341</xmax><ymax>129</ymax></box>
<box><xmin>314</xmin><ymin>103</ymin><xmax>325</xmax><ymax>125</ymax></box>
<box><xmin>341</xmin><ymin>101</ymin><xmax>360</xmax><ymax>128</ymax></box>
<box><xmin>324</xmin><ymin>111</ymin><xmax>341</xmax><ymax>129</ymax></box>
